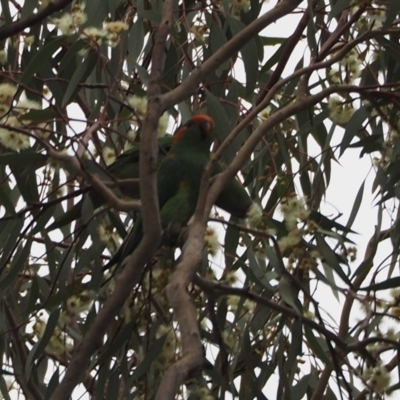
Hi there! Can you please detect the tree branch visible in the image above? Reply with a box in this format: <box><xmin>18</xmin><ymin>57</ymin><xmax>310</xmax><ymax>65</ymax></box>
<box><xmin>311</xmin><ymin>228</ymin><xmax>391</xmax><ymax>400</ymax></box>
<box><xmin>161</xmin><ymin>0</ymin><xmax>303</xmax><ymax>110</ymax></box>
<box><xmin>48</xmin><ymin>1</ymin><xmax>175</xmax><ymax>398</ymax></box>
<box><xmin>156</xmin><ymin>218</ymin><xmax>207</xmax><ymax>400</ymax></box>
<box><xmin>45</xmin><ymin>146</ymin><xmax>141</xmax><ymax>213</ymax></box>
<box><xmin>194</xmin><ymin>276</ymin><xmax>349</xmax><ymax>350</ymax></box>
<box><xmin>0</xmin><ymin>0</ymin><xmax>73</xmax><ymax>41</ymax></box>
<box><xmin>156</xmin><ymin>15</ymin><xmax>392</xmax><ymax>396</ymax></box>
<box><xmin>204</xmin><ymin>83</ymin><xmax>372</xmax><ymax>218</ymax></box>
<box><xmin>256</xmin><ymin>0</ymin><xmax>320</xmax><ymax>105</ymax></box>
<box><xmin>4</xmin><ymin>302</ymin><xmax>43</xmax><ymax>400</ymax></box>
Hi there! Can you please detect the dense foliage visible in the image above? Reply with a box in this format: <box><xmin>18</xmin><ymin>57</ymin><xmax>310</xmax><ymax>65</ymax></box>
<box><xmin>0</xmin><ymin>0</ymin><xmax>400</xmax><ymax>399</ymax></box>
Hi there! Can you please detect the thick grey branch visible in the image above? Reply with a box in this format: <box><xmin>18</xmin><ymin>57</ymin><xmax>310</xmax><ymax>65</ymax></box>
<box><xmin>156</xmin><ymin>219</ymin><xmax>206</xmax><ymax>400</ymax></box>
<box><xmin>48</xmin><ymin>1</ymin><xmax>174</xmax><ymax>398</ymax></box>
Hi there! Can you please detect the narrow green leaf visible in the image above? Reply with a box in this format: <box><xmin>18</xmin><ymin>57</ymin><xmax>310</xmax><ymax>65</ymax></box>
<box><xmin>44</xmin><ymin>368</ymin><xmax>60</xmax><ymax>400</ymax></box>
<box><xmin>56</xmin><ymin>248</ymin><xmax>74</xmax><ymax>301</ymax></box>
<box><xmin>304</xmin><ymin>325</ymin><xmax>332</xmax><ymax>366</ymax></box>
<box><xmin>209</xmin><ymin>21</ymin><xmax>228</xmax><ymax>76</ymax></box>
<box><xmin>265</xmin><ymin>244</ymin><xmax>286</xmax><ymax>275</ymax></box>
<box><xmin>0</xmin><ymin>238</ymin><xmax>32</xmax><ymax>292</ymax></box>
<box><xmin>286</xmin><ymin>319</ymin><xmax>303</xmax><ymax>378</ymax></box>
<box><xmin>25</xmin><ymin>308</ymin><xmax>61</xmax><ymax>378</ymax></box>
<box><xmin>0</xmin><ymin>152</ymin><xmax>47</xmax><ymax>168</ymax></box>
<box><xmin>260</xmin><ymin>40</ymin><xmax>286</xmax><ymax>74</ymax></box>
<box><xmin>23</xmin><ymin>276</ymin><xmax>40</xmax><ymax>317</ymax></box>
<box><xmin>0</xmin><ymin>0</ymin><xmax>12</xmax><ymax>24</ymax></box>
<box><xmin>162</xmin><ymin>43</ymin><xmax>179</xmax><ymax>91</ymax></box>
<box><xmin>95</xmin><ymin>365</ymin><xmax>109</xmax><ymax>399</ymax></box>
<box><xmin>12</xmin><ymin>162</ymin><xmax>40</xmax><ymax>204</ymax></box>
<box><xmin>329</xmin><ymin>0</ymin><xmax>351</xmax><ymax>19</ymax></box>
<box><xmin>0</xmin><ymin>218</ymin><xmax>24</xmax><ymax>271</ymax></box>
<box><xmin>321</xmin><ymin>260</ymin><xmax>339</xmax><ymax>301</ymax></box>
<box><xmin>348</xmin><ymin>134</ymin><xmax>383</xmax><ymax>156</ymax></box>
<box><xmin>36</xmin><ymin>275</ymin><xmax>52</xmax><ymax>306</ymax></box>
<box><xmin>309</xmin><ymin>210</ymin><xmax>356</xmax><ymax>234</ymax></box>
<box><xmin>315</xmin><ymin>234</ymin><xmax>350</xmax><ymax>285</ymax></box>
<box><xmin>129</xmin><ymin>21</ymin><xmax>145</xmax><ymax>63</ymax></box>
<box><xmin>224</xmin><ymin>220</ymin><xmax>240</xmax><ymax>269</ymax></box>
<box><xmin>36</xmin><ymin>357</ymin><xmax>48</xmax><ymax>385</ymax></box>
<box><xmin>84</xmin><ymin>0</ymin><xmax>109</xmax><ymax>26</ymax></box>
<box><xmin>323</xmin><ymin>385</ymin><xmax>339</xmax><ymax>400</ymax></box>
<box><xmin>20</xmin><ymin>108</ymin><xmax>59</xmax><ymax>123</ymax></box>
<box><xmin>0</xmin><ymin>185</ymin><xmax>16</xmax><ymax>216</ymax></box>
<box><xmin>206</xmin><ymin>91</ymin><xmax>232</xmax><ymax>141</ymax></box>
<box><xmin>340</xmin><ymin>106</ymin><xmax>368</xmax><ymax>156</ymax></box>
<box><xmin>310</xmin><ymin>169</ymin><xmax>325</xmax><ymax>209</ymax></box>
<box><xmin>58</xmin><ymin>40</ymin><xmax>86</xmax><ymax>73</ymax></box>
<box><xmin>137</xmin><ymin>10</ymin><xmax>161</xmax><ymax>24</ymax></box>
<box><xmin>105</xmin><ymin>369</ymin><xmax>120</xmax><ymax>400</ymax></box>
<box><xmin>228</xmin><ymin>17</ymin><xmax>258</xmax><ymax>94</ymax></box>
<box><xmin>131</xmin><ymin>336</ymin><xmax>166</xmax><ymax>381</ymax></box>
<box><xmin>62</xmin><ymin>51</ymin><xmax>98</xmax><ymax>107</ymax></box>
<box><xmin>32</xmin><ymin>205</ymin><xmax>58</xmax><ymax>234</ymax></box>
<box><xmin>20</xmin><ymin>36</ymin><xmax>66</xmax><ymax>86</ymax></box>
<box><xmin>346</xmin><ymin>181</ymin><xmax>364</xmax><ymax>232</ymax></box>
<box><xmin>245</xmin><ymin>247</ymin><xmax>277</xmax><ymax>292</ymax></box>
<box><xmin>21</xmin><ymin>0</ymin><xmax>38</xmax><ymax>19</ymax></box>
<box><xmin>306</xmin><ymin>11</ymin><xmax>318</xmax><ymax>57</ymax></box>
<box><xmin>291</xmin><ymin>374</ymin><xmax>313</xmax><ymax>400</ymax></box>
<box><xmin>279</xmin><ymin>277</ymin><xmax>302</xmax><ymax>313</ymax></box>
<box><xmin>360</xmin><ymin>277</ymin><xmax>400</xmax><ymax>291</ymax></box>
<box><xmin>0</xmin><ymin>375</ymin><xmax>12</xmax><ymax>400</ymax></box>
<box><xmin>383</xmin><ymin>1</ymin><xmax>400</xmax><ymax>30</ymax></box>
<box><xmin>299</xmin><ymin>170</ymin><xmax>312</xmax><ymax>199</ymax></box>
<box><xmin>98</xmin><ymin>322</ymin><xmax>135</xmax><ymax>363</ymax></box>
<box><xmin>259</xmin><ymin>36</ymin><xmax>286</xmax><ymax>46</ymax></box>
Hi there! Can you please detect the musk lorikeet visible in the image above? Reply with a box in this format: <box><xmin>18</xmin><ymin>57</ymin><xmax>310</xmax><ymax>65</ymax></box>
<box><xmin>48</xmin><ymin>120</ymin><xmax>253</xmax><ymax>231</ymax></box>
<box><xmin>104</xmin><ymin>114</ymin><xmax>216</xmax><ymax>269</ymax></box>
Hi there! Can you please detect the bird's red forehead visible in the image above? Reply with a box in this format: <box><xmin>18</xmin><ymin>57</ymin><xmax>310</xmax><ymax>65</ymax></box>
<box><xmin>174</xmin><ymin>114</ymin><xmax>215</xmax><ymax>143</ymax></box>
<box><xmin>190</xmin><ymin>114</ymin><xmax>214</xmax><ymax>130</ymax></box>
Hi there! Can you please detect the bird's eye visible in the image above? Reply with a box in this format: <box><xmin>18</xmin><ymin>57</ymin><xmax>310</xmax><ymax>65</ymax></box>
<box><xmin>201</xmin><ymin>120</ymin><xmax>213</xmax><ymax>133</ymax></box>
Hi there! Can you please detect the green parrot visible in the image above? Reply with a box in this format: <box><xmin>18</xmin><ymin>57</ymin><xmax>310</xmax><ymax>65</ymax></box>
<box><xmin>104</xmin><ymin>114</ymin><xmax>216</xmax><ymax>269</ymax></box>
<box><xmin>48</xmin><ymin>123</ymin><xmax>253</xmax><ymax>231</ymax></box>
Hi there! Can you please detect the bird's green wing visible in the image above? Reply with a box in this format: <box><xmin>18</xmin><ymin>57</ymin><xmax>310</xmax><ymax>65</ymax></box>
<box><xmin>214</xmin><ymin>163</ymin><xmax>252</xmax><ymax>218</ymax></box>
<box><xmin>103</xmin><ymin>214</ymin><xmax>143</xmax><ymax>270</ymax></box>
<box><xmin>158</xmin><ymin>182</ymin><xmax>193</xmax><ymax>246</ymax></box>
<box><xmin>107</xmin><ymin>135</ymin><xmax>173</xmax><ymax>187</ymax></box>
<box><xmin>215</xmin><ymin>179</ymin><xmax>252</xmax><ymax>218</ymax></box>
<box><xmin>103</xmin><ymin>152</ymin><xmax>185</xmax><ymax>270</ymax></box>
<box><xmin>103</xmin><ymin>115</ymin><xmax>216</xmax><ymax>272</ymax></box>
<box><xmin>156</xmin><ymin>152</ymin><xmax>185</xmax><ymax>208</ymax></box>
<box><xmin>48</xmin><ymin>136</ymin><xmax>173</xmax><ymax>231</ymax></box>
<box><xmin>103</xmin><ymin>184</ymin><xmax>192</xmax><ymax>271</ymax></box>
